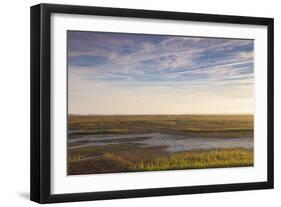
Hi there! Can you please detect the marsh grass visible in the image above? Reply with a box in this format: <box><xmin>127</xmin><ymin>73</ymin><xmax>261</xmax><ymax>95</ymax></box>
<box><xmin>68</xmin><ymin>114</ymin><xmax>253</xmax><ymax>138</ymax></box>
<box><xmin>68</xmin><ymin>147</ymin><xmax>253</xmax><ymax>174</ymax></box>
<box><xmin>132</xmin><ymin>148</ymin><xmax>253</xmax><ymax>171</ymax></box>
<box><xmin>68</xmin><ymin>154</ymin><xmax>83</xmax><ymax>162</ymax></box>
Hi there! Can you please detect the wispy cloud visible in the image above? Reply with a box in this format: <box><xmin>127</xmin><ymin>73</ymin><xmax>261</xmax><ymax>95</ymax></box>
<box><xmin>68</xmin><ymin>31</ymin><xmax>254</xmax><ymax>114</ymax></box>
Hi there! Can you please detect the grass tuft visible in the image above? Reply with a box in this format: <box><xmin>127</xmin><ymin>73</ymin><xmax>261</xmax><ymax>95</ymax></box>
<box><xmin>68</xmin><ymin>154</ymin><xmax>82</xmax><ymax>162</ymax></box>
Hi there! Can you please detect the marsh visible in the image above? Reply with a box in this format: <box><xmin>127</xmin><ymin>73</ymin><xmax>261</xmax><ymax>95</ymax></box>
<box><xmin>67</xmin><ymin>115</ymin><xmax>254</xmax><ymax>175</ymax></box>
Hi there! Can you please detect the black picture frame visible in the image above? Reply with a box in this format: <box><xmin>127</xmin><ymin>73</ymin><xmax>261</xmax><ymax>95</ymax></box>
<box><xmin>30</xmin><ymin>3</ymin><xmax>274</xmax><ymax>204</ymax></box>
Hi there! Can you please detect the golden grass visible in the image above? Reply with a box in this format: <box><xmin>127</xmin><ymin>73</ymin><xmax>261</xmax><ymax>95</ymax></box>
<box><xmin>68</xmin><ymin>154</ymin><xmax>83</xmax><ymax>162</ymax></box>
<box><xmin>132</xmin><ymin>148</ymin><xmax>253</xmax><ymax>171</ymax></box>
<box><xmin>68</xmin><ymin>148</ymin><xmax>253</xmax><ymax>174</ymax></box>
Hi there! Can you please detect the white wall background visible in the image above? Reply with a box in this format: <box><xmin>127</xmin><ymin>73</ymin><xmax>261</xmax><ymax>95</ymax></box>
<box><xmin>0</xmin><ymin>0</ymin><xmax>279</xmax><ymax>206</ymax></box>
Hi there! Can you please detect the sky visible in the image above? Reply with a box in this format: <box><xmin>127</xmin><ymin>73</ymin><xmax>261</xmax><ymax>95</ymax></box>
<box><xmin>68</xmin><ymin>31</ymin><xmax>254</xmax><ymax>115</ymax></box>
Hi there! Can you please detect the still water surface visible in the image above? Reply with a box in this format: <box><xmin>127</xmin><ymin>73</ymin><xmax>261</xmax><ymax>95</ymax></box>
<box><xmin>68</xmin><ymin>132</ymin><xmax>253</xmax><ymax>152</ymax></box>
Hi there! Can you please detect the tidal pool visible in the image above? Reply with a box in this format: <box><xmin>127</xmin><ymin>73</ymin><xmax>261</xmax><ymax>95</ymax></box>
<box><xmin>68</xmin><ymin>132</ymin><xmax>253</xmax><ymax>152</ymax></box>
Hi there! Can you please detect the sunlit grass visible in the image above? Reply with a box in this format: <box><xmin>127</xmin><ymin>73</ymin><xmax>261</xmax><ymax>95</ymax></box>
<box><xmin>132</xmin><ymin>148</ymin><xmax>253</xmax><ymax>171</ymax></box>
<box><xmin>68</xmin><ymin>154</ymin><xmax>83</xmax><ymax>162</ymax></box>
<box><xmin>68</xmin><ymin>148</ymin><xmax>253</xmax><ymax>174</ymax></box>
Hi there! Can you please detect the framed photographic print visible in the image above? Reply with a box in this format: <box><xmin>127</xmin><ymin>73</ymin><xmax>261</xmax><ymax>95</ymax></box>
<box><xmin>30</xmin><ymin>3</ymin><xmax>274</xmax><ymax>203</ymax></box>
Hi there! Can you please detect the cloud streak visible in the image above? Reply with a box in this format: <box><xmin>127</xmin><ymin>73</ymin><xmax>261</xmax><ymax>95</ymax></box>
<box><xmin>68</xmin><ymin>31</ymin><xmax>254</xmax><ymax>115</ymax></box>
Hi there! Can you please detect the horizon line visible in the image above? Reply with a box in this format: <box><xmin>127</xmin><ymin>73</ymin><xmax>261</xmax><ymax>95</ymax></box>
<box><xmin>68</xmin><ymin>113</ymin><xmax>254</xmax><ymax>116</ymax></box>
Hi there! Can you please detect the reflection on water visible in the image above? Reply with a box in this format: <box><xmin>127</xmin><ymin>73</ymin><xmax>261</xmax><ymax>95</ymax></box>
<box><xmin>68</xmin><ymin>133</ymin><xmax>253</xmax><ymax>152</ymax></box>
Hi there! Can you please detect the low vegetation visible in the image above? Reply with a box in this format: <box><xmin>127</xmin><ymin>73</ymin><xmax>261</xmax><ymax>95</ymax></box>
<box><xmin>68</xmin><ymin>148</ymin><xmax>253</xmax><ymax>175</ymax></box>
<box><xmin>133</xmin><ymin>148</ymin><xmax>253</xmax><ymax>171</ymax></box>
<box><xmin>67</xmin><ymin>115</ymin><xmax>254</xmax><ymax>175</ymax></box>
<box><xmin>68</xmin><ymin>114</ymin><xmax>253</xmax><ymax>138</ymax></box>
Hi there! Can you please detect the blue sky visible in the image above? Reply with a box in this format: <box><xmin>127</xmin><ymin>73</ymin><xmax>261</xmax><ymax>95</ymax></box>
<box><xmin>68</xmin><ymin>31</ymin><xmax>254</xmax><ymax>115</ymax></box>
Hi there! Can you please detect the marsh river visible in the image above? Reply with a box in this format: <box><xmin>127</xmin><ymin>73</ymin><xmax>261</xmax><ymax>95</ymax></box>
<box><xmin>68</xmin><ymin>132</ymin><xmax>253</xmax><ymax>153</ymax></box>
